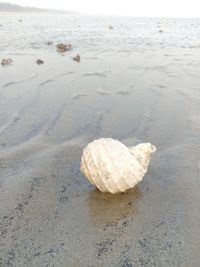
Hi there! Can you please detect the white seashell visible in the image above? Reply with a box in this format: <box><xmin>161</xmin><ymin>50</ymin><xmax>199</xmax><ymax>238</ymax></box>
<box><xmin>80</xmin><ymin>138</ymin><xmax>156</xmax><ymax>194</ymax></box>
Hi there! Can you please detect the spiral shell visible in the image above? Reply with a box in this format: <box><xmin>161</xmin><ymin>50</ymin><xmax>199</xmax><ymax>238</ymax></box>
<box><xmin>81</xmin><ymin>138</ymin><xmax>156</xmax><ymax>194</ymax></box>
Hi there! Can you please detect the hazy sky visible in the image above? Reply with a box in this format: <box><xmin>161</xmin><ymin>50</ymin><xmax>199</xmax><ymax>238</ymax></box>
<box><xmin>4</xmin><ymin>0</ymin><xmax>200</xmax><ymax>17</ymax></box>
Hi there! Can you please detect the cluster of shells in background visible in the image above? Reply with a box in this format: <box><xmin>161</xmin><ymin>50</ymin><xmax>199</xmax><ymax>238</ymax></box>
<box><xmin>56</xmin><ymin>43</ymin><xmax>72</xmax><ymax>53</ymax></box>
<box><xmin>81</xmin><ymin>138</ymin><xmax>156</xmax><ymax>194</ymax></box>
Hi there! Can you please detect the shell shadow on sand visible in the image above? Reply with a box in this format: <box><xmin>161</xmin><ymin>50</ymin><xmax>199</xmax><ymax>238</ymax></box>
<box><xmin>86</xmin><ymin>186</ymin><xmax>143</xmax><ymax>226</ymax></box>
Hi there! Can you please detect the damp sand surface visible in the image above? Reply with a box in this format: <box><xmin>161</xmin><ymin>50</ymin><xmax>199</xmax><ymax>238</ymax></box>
<box><xmin>1</xmin><ymin>14</ymin><xmax>200</xmax><ymax>266</ymax></box>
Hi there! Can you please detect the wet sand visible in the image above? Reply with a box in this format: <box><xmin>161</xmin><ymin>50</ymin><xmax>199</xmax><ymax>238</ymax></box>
<box><xmin>1</xmin><ymin>15</ymin><xmax>200</xmax><ymax>266</ymax></box>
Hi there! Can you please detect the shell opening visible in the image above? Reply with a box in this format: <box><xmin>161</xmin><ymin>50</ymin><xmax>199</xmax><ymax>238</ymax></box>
<box><xmin>151</xmin><ymin>145</ymin><xmax>156</xmax><ymax>153</ymax></box>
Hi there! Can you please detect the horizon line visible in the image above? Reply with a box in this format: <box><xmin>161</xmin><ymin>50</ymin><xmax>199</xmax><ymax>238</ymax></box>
<box><xmin>1</xmin><ymin>1</ymin><xmax>200</xmax><ymax>19</ymax></box>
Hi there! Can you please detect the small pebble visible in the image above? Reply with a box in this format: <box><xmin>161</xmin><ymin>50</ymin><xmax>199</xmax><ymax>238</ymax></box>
<box><xmin>72</xmin><ymin>54</ymin><xmax>80</xmax><ymax>62</ymax></box>
<box><xmin>1</xmin><ymin>58</ymin><xmax>13</xmax><ymax>66</ymax></box>
<box><xmin>57</xmin><ymin>43</ymin><xmax>72</xmax><ymax>53</ymax></box>
<box><xmin>36</xmin><ymin>59</ymin><xmax>44</xmax><ymax>65</ymax></box>
<box><xmin>46</xmin><ymin>41</ymin><xmax>53</xmax><ymax>46</ymax></box>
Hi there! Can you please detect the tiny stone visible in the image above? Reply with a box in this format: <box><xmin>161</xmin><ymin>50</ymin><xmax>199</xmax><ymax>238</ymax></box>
<box><xmin>57</xmin><ymin>43</ymin><xmax>72</xmax><ymax>53</ymax></box>
<box><xmin>46</xmin><ymin>41</ymin><xmax>53</xmax><ymax>46</ymax></box>
<box><xmin>72</xmin><ymin>54</ymin><xmax>80</xmax><ymax>62</ymax></box>
<box><xmin>36</xmin><ymin>59</ymin><xmax>44</xmax><ymax>65</ymax></box>
<box><xmin>1</xmin><ymin>58</ymin><xmax>13</xmax><ymax>66</ymax></box>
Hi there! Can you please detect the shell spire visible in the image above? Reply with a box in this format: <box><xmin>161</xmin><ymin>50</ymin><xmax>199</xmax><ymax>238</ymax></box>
<box><xmin>128</xmin><ymin>143</ymin><xmax>156</xmax><ymax>172</ymax></box>
<box><xmin>80</xmin><ymin>138</ymin><xmax>156</xmax><ymax>194</ymax></box>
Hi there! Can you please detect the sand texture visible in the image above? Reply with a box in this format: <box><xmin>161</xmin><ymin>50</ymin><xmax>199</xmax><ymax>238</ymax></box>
<box><xmin>0</xmin><ymin>14</ymin><xmax>200</xmax><ymax>266</ymax></box>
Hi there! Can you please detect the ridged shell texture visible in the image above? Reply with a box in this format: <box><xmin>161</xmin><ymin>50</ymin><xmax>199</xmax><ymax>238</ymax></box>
<box><xmin>81</xmin><ymin>138</ymin><xmax>156</xmax><ymax>193</ymax></box>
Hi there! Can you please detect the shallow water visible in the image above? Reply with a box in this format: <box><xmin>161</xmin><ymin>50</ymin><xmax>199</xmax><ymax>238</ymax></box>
<box><xmin>0</xmin><ymin>13</ymin><xmax>200</xmax><ymax>266</ymax></box>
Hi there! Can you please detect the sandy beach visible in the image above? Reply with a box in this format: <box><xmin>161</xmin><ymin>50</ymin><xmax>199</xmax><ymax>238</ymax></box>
<box><xmin>1</xmin><ymin>14</ymin><xmax>200</xmax><ymax>266</ymax></box>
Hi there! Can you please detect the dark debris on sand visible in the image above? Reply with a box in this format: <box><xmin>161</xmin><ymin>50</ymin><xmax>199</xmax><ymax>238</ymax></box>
<box><xmin>46</xmin><ymin>41</ymin><xmax>53</xmax><ymax>46</ymax></box>
<box><xmin>57</xmin><ymin>43</ymin><xmax>72</xmax><ymax>53</ymax></box>
<box><xmin>36</xmin><ymin>59</ymin><xmax>44</xmax><ymax>65</ymax></box>
<box><xmin>72</xmin><ymin>54</ymin><xmax>81</xmax><ymax>62</ymax></box>
<box><xmin>1</xmin><ymin>58</ymin><xmax>13</xmax><ymax>66</ymax></box>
